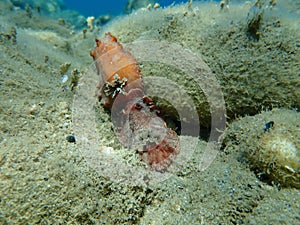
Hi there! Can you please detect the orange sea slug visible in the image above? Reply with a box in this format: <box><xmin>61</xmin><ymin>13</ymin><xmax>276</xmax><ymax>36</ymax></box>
<box><xmin>90</xmin><ymin>32</ymin><xmax>143</xmax><ymax>109</ymax></box>
<box><xmin>90</xmin><ymin>32</ymin><xmax>179</xmax><ymax>171</ymax></box>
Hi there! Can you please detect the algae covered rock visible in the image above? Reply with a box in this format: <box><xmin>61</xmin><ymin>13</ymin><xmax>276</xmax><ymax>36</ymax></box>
<box><xmin>224</xmin><ymin>109</ymin><xmax>300</xmax><ymax>188</ymax></box>
<box><xmin>125</xmin><ymin>0</ymin><xmax>155</xmax><ymax>13</ymax></box>
<box><xmin>10</xmin><ymin>0</ymin><xmax>64</xmax><ymax>14</ymax></box>
<box><xmin>99</xmin><ymin>3</ymin><xmax>300</xmax><ymax>128</ymax></box>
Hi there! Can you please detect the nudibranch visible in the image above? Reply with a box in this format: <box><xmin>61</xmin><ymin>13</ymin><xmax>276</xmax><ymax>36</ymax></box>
<box><xmin>90</xmin><ymin>32</ymin><xmax>143</xmax><ymax>109</ymax></box>
<box><xmin>90</xmin><ymin>32</ymin><xmax>179</xmax><ymax>171</ymax></box>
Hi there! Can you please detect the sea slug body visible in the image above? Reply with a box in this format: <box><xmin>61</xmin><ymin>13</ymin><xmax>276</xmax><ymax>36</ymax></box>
<box><xmin>114</xmin><ymin>90</ymin><xmax>180</xmax><ymax>171</ymax></box>
<box><xmin>90</xmin><ymin>32</ymin><xmax>180</xmax><ymax>171</ymax></box>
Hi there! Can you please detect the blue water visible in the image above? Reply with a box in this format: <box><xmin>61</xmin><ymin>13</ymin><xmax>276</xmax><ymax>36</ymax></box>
<box><xmin>63</xmin><ymin>0</ymin><xmax>190</xmax><ymax>17</ymax></box>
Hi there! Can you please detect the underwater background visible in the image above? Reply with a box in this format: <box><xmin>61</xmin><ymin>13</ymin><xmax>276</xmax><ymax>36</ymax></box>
<box><xmin>63</xmin><ymin>0</ymin><xmax>179</xmax><ymax>16</ymax></box>
<box><xmin>0</xmin><ymin>0</ymin><xmax>299</xmax><ymax>224</ymax></box>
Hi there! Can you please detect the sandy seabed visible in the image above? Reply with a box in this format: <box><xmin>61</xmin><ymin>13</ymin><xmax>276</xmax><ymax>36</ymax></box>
<box><xmin>0</xmin><ymin>1</ymin><xmax>299</xmax><ymax>224</ymax></box>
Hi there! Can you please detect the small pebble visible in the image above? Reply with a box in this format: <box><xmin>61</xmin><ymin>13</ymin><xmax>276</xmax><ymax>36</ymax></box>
<box><xmin>66</xmin><ymin>135</ymin><xmax>76</xmax><ymax>143</ymax></box>
<box><xmin>263</xmin><ymin>121</ymin><xmax>274</xmax><ymax>131</ymax></box>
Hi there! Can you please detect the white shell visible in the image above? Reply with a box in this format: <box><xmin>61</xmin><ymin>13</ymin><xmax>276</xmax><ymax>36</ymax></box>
<box><xmin>61</xmin><ymin>74</ymin><xmax>68</xmax><ymax>83</ymax></box>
